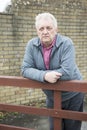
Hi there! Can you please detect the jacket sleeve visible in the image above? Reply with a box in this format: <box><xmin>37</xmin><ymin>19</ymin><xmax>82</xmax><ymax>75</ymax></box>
<box><xmin>21</xmin><ymin>41</ymin><xmax>46</xmax><ymax>82</ymax></box>
<box><xmin>55</xmin><ymin>38</ymin><xmax>80</xmax><ymax>80</ymax></box>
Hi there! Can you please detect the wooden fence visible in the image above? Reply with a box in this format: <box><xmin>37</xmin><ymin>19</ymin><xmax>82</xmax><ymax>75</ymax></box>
<box><xmin>0</xmin><ymin>76</ymin><xmax>87</xmax><ymax>130</ymax></box>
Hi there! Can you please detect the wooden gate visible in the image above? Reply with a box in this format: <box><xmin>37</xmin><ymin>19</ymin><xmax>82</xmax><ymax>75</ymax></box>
<box><xmin>0</xmin><ymin>76</ymin><xmax>87</xmax><ymax>130</ymax></box>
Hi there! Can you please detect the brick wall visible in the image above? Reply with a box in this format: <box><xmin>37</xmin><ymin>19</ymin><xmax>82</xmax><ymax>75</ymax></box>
<box><xmin>0</xmin><ymin>0</ymin><xmax>87</xmax><ymax>104</ymax></box>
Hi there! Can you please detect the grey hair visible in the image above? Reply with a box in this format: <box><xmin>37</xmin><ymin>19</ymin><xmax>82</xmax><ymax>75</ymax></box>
<box><xmin>35</xmin><ymin>12</ymin><xmax>58</xmax><ymax>29</ymax></box>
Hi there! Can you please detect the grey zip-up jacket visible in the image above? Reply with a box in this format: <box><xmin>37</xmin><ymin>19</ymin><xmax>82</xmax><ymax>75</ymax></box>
<box><xmin>21</xmin><ymin>34</ymin><xmax>82</xmax><ymax>101</ymax></box>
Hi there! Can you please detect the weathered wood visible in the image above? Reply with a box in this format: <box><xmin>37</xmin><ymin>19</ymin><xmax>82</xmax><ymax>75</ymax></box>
<box><xmin>54</xmin><ymin>91</ymin><xmax>62</xmax><ymax>130</ymax></box>
<box><xmin>0</xmin><ymin>103</ymin><xmax>87</xmax><ymax>121</ymax></box>
<box><xmin>0</xmin><ymin>76</ymin><xmax>87</xmax><ymax>130</ymax></box>
<box><xmin>0</xmin><ymin>76</ymin><xmax>87</xmax><ymax>92</ymax></box>
<box><xmin>0</xmin><ymin>124</ymin><xmax>34</xmax><ymax>130</ymax></box>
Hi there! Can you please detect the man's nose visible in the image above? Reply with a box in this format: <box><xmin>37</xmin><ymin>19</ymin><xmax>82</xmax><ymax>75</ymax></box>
<box><xmin>43</xmin><ymin>28</ymin><xmax>48</xmax><ymax>33</ymax></box>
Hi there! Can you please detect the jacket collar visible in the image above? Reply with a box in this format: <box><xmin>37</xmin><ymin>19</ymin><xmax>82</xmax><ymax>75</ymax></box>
<box><xmin>55</xmin><ymin>33</ymin><xmax>64</xmax><ymax>48</ymax></box>
<box><xmin>33</xmin><ymin>33</ymin><xmax>63</xmax><ymax>48</ymax></box>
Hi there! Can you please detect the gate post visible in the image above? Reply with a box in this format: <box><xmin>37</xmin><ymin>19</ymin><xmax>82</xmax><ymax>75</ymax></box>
<box><xmin>54</xmin><ymin>90</ymin><xmax>62</xmax><ymax>130</ymax></box>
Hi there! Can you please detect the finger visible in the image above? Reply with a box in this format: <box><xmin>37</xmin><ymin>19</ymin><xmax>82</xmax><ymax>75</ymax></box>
<box><xmin>56</xmin><ymin>73</ymin><xmax>62</xmax><ymax>77</ymax></box>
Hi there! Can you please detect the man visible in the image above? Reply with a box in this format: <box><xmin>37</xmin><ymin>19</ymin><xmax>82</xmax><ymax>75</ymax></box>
<box><xmin>21</xmin><ymin>12</ymin><xmax>84</xmax><ymax>130</ymax></box>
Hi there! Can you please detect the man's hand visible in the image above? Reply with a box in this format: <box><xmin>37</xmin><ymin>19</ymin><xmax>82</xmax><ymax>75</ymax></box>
<box><xmin>44</xmin><ymin>71</ymin><xmax>62</xmax><ymax>83</ymax></box>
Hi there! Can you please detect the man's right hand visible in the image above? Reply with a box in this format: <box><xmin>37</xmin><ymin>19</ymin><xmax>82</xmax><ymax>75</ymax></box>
<box><xmin>44</xmin><ymin>71</ymin><xmax>62</xmax><ymax>83</ymax></box>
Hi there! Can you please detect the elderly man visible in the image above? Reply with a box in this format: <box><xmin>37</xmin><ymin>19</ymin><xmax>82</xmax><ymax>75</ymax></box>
<box><xmin>21</xmin><ymin>12</ymin><xmax>84</xmax><ymax>130</ymax></box>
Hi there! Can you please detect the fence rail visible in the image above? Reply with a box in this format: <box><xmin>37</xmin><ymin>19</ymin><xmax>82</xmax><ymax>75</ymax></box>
<box><xmin>0</xmin><ymin>76</ymin><xmax>87</xmax><ymax>130</ymax></box>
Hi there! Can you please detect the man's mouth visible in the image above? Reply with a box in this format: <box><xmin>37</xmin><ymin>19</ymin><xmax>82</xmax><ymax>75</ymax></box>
<box><xmin>43</xmin><ymin>35</ymin><xmax>49</xmax><ymax>38</ymax></box>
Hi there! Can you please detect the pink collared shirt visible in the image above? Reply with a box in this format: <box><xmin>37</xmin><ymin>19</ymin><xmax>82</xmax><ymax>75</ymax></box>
<box><xmin>42</xmin><ymin>36</ymin><xmax>56</xmax><ymax>69</ymax></box>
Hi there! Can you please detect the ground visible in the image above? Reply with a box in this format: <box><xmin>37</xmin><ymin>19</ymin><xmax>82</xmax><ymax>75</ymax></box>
<box><xmin>0</xmin><ymin>112</ymin><xmax>49</xmax><ymax>130</ymax></box>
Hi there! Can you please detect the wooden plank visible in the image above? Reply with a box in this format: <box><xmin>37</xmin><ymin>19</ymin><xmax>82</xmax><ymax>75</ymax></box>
<box><xmin>0</xmin><ymin>124</ymin><xmax>34</xmax><ymax>130</ymax></box>
<box><xmin>57</xmin><ymin>110</ymin><xmax>87</xmax><ymax>121</ymax></box>
<box><xmin>0</xmin><ymin>103</ymin><xmax>87</xmax><ymax>121</ymax></box>
<box><xmin>0</xmin><ymin>76</ymin><xmax>87</xmax><ymax>93</ymax></box>
<box><xmin>0</xmin><ymin>103</ymin><xmax>53</xmax><ymax>116</ymax></box>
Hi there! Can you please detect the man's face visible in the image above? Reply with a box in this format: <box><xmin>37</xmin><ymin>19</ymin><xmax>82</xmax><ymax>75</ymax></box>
<box><xmin>36</xmin><ymin>19</ymin><xmax>57</xmax><ymax>47</ymax></box>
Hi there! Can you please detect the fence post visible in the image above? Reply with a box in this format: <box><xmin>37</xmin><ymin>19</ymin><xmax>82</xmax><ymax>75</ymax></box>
<box><xmin>54</xmin><ymin>90</ymin><xmax>62</xmax><ymax>130</ymax></box>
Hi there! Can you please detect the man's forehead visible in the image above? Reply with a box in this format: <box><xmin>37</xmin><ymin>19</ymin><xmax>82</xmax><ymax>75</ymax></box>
<box><xmin>38</xmin><ymin>19</ymin><xmax>54</xmax><ymax>28</ymax></box>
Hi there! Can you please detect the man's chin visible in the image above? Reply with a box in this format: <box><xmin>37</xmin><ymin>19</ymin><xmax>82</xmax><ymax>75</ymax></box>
<box><xmin>42</xmin><ymin>39</ymin><xmax>51</xmax><ymax>43</ymax></box>
<box><xmin>42</xmin><ymin>40</ymin><xmax>50</xmax><ymax>44</ymax></box>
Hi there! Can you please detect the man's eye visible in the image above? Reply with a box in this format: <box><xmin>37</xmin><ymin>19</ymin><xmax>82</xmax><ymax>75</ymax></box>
<box><xmin>39</xmin><ymin>28</ymin><xmax>44</xmax><ymax>31</ymax></box>
<box><xmin>39</xmin><ymin>27</ymin><xmax>52</xmax><ymax>31</ymax></box>
<box><xmin>47</xmin><ymin>27</ymin><xmax>52</xmax><ymax>30</ymax></box>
